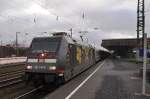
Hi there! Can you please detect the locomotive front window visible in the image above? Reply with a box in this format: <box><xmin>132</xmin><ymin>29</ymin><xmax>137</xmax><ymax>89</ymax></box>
<box><xmin>30</xmin><ymin>37</ymin><xmax>61</xmax><ymax>52</ymax></box>
<box><xmin>31</xmin><ymin>42</ymin><xmax>58</xmax><ymax>52</ymax></box>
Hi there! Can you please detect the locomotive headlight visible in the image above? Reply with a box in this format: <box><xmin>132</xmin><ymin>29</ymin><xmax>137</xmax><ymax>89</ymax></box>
<box><xmin>27</xmin><ymin>65</ymin><xmax>32</xmax><ymax>69</ymax></box>
<box><xmin>41</xmin><ymin>53</ymin><xmax>45</xmax><ymax>57</ymax></box>
<box><xmin>49</xmin><ymin>66</ymin><xmax>56</xmax><ymax>70</ymax></box>
<box><xmin>58</xmin><ymin>73</ymin><xmax>64</xmax><ymax>76</ymax></box>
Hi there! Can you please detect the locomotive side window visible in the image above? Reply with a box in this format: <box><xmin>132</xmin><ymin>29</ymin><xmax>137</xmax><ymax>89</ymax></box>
<box><xmin>69</xmin><ymin>44</ymin><xmax>76</xmax><ymax>66</ymax></box>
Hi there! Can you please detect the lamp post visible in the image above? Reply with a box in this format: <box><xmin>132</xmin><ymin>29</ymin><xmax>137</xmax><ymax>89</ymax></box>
<box><xmin>0</xmin><ymin>35</ymin><xmax>3</xmax><ymax>58</ymax></box>
<box><xmin>16</xmin><ymin>32</ymin><xmax>20</xmax><ymax>56</ymax></box>
<box><xmin>0</xmin><ymin>35</ymin><xmax>2</xmax><ymax>46</ymax></box>
<box><xmin>0</xmin><ymin>41</ymin><xmax>2</xmax><ymax>46</ymax></box>
<box><xmin>23</xmin><ymin>33</ymin><xmax>29</xmax><ymax>47</ymax></box>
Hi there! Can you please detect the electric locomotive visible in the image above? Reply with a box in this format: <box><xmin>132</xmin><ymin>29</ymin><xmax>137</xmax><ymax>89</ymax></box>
<box><xmin>25</xmin><ymin>32</ymin><xmax>100</xmax><ymax>85</ymax></box>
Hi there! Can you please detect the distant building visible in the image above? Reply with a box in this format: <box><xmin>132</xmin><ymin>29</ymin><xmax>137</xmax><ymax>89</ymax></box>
<box><xmin>0</xmin><ymin>45</ymin><xmax>28</xmax><ymax>58</ymax></box>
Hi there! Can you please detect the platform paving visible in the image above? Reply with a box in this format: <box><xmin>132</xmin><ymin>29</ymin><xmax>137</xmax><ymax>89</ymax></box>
<box><xmin>45</xmin><ymin>59</ymin><xmax>150</xmax><ymax>99</ymax></box>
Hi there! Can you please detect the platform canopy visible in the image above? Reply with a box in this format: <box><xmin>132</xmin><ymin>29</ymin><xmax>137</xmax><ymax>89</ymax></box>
<box><xmin>101</xmin><ymin>38</ymin><xmax>150</xmax><ymax>58</ymax></box>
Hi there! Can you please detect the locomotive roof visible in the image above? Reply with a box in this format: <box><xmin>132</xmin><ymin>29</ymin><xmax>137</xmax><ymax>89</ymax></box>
<box><xmin>32</xmin><ymin>36</ymin><xmax>61</xmax><ymax>41</ymax></box>
<box><xmin>32</xmin><ymin>35</ymin><xmax>94</xmax><ymax>49</ymax></box>
<box><xmin>64</xmin><ymin>36</ymin><xmax>94</xmax><ymax>48</ymax></box>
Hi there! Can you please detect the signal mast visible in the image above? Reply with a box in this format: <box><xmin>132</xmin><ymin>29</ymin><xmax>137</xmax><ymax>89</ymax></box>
<box><xmin>137</xmin><ymin>0</ymin><xmax>145</xmax><ymax>61</ymax></box>
<box><xmin>137</xmin><ymin>0</ymin><xmax>145</xmax><ymax>51</ymax></box>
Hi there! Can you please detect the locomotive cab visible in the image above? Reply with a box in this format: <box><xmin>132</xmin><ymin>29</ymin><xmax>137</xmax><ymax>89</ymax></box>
<box><xmin>25</xmin><ymin>32</ymin><xmax>68</xmax><ymax>84</ymax></box>
<box><xmin>25</xmin><ymin>32</ymin><xmax>99</xmax><ymax>86</ymax></box>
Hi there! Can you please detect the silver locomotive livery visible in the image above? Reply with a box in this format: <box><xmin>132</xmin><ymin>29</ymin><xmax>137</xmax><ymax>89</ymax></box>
<box><xmin>25</xmin><ymin>32</ymin><xmax>110</xmax><ymax>86</ymax></box>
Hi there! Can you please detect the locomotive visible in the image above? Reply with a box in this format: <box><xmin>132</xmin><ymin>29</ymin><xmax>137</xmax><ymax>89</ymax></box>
<box><xmin>25</xmin><ymin>32</ymin><xmax>109</xmax><ymax>85</ymax></box>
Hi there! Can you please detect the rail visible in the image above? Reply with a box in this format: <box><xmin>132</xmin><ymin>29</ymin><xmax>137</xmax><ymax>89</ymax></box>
<box><xmin>0</xmin><ymin>76</ymin><xmax>23</xmax><ymax>88</ymax></box>
<box><xmin>0</xmin><ymin>69</ymin><xmax>25</xmax><ymax>88</ymax></box>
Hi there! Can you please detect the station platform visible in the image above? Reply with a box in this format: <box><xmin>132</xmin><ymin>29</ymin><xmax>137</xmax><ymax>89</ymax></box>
<box><xmin>0</xmin><ymin>57</ymin><xmax>26</xmax><ymax>65</ymax></box>
<box><xmin>44</xmin><ymin>59</ymin><xmax>150</xmax><ymax>99</ymax></box>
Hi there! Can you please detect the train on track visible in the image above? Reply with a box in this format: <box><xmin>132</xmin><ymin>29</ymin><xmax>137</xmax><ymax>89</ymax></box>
<box><xmin>25</xmin><ymin>32</ymin><xmax>110</xmax><ymax>86</ymax></box>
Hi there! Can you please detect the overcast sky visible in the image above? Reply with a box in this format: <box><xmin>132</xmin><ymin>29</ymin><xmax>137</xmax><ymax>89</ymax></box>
<box><xmin>0</xmin><ymin>0</ymin><xmax>150</xmax><ymax>46</ymax></box>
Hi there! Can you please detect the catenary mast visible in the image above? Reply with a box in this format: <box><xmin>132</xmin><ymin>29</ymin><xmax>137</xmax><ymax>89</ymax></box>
<box><xmin>137</xmin><ymin>0</ymin><xmax>145</xmax><ymax>59</ymax></box>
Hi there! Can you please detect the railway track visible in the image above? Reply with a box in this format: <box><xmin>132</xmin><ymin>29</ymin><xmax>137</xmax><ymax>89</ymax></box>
<box><xmin>0</xmin><ymin>62</ymin><xmax>25</xmax><ymax>89</ymax></box>
<box><xmin>0</xmin><ymin>76</ymin><xmax>23</xmax><ymax>88</ymax></box>
<box><xmin>0</xmin><ymin>63</ymin><xmax>25</xmax><ymax>75</ymax></box>
<box><xmin>0</xmin><ymin>70</ymin><xmax>25</xmax><ymax>88</ymax></box>
<box><xmin>14</xmin><ymin>86</ymin><xmax>43</xmax><ymax>99</ymax></box>
<box><xmin>0</xmin><ymin>70</ymin><xmax>24</xmax><ymax>78</ymax></box>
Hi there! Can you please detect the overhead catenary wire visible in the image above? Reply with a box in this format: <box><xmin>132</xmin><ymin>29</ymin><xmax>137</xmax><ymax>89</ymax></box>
<box><xmin>31</xmin><ymin>0</ymin><xmax>76</xmax><ymax>35</ymax></box>
<box><xmin>145</xmin><ymin>0</ymin><xmax>150</xmax><ymax>36</ymax></box>
<box><xmin>31</xmin><ymin>0</ymin><xmax>94</xmax><ymax>35</ymax></box>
